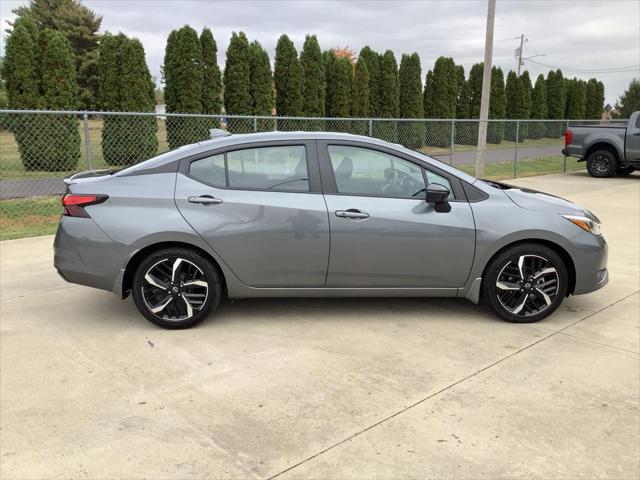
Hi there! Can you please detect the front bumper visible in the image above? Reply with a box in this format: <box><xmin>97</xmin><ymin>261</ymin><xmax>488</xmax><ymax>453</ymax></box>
<box><xmin>571</xmin><ymin>230</ymin><xmax>608</xmax><ymax>295</ymax></box>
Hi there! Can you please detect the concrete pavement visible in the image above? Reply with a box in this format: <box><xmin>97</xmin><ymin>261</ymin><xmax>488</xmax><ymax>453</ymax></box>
<box><xmin>1</xmin><ymin>171</ymin><xmax>638</xmax><ymax>479</ymax></box>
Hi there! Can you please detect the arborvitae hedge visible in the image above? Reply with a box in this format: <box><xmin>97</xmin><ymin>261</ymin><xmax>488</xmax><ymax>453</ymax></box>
<box><xmin>322</xmin><ymin>50</ymin><xmax>335</xmax><ymax>117</ymax></box>
<box><xmin>358</xmin><ymin>46</ymin><xmax>381</xmax><ymax>117</ymax></box>
<box><xmin>164</xmin><ymin>25</ymin><xmax>206</xmax><ymax>148</ymax></box>
<box><xmin>99</xmin><ymin>33</ymin><xmax>158</xmax><ymax>166</ymax></box>
<box><xmin>300</xmin><ymin>34</ymin><xmax>325</xmax><ymax>130</ymax></box>
<box><xmin>326</xmin><ymin>56</ymin><xmax>352</xmax><ymax>132</ymax></box>
<box><xmin>504</xmin><ymin>70</ymin><xmax>526</xmax><ymax>141</ymax></box>
<box><xmin>351</xmin><ymin>56</ymin><xmax>370</xmax><ymax>135</ymax></box>
<box><xmin>545</xmin><ymin>69</ymin><xmax>566</xmax><ymax>137</ymax></box>
<box><xmin>458</xmin><ymin>62</ymin><xmax>483</xmax><ymax>144</ymax></box>
<box><xmin>617</xmin><ymin>79</ymin><xmax>640</xmax><ymax>118</ymax></box>
<box><xmin>564</xmin><ymin>77</ymin><xmax>586</xmax><ymax>120</ymax></box>
<box><xmin>200</xmin><ymin>27</ymin><xmax>222</xmax><ymax>135</ymax></box>
<box><xmin>529</xmin><ymin>74</ymin><xmax>547</xmax><ymax>139</ymax></box>
<box><xmin>487</xmin><ymin>66</ymin><xmax>506</xmax><ymax>144</ymax></box>
<box><xmin>223</xmin><ymin>32</ymin><xmax>252</xmax><ymax>132</ymax></box>
<box><xmin>274</xmin><ymin>34</ymin><xmax>303</xmax><ymax>129</ymax></box>
<box><xmin>520</xmin><ymin>70</ymin><xmax>532</xmax><ymax>140</ymax></box>
<box><xmin>249</xmin><ymin>40</ymin><xmax>274</xmax><ymax>131</ymax></box>
<box><xmin>3</xmin><ymin>18</ymin><xmax>80</xmax><ymax>171</ymax></box>
<box><xmin>377</xmin><ymin>50</ymin><xmax>399</xmax><ymax>142</ymax></box>
<box><xmin>398</xmin><ymin>53</ymin><xmax>424</xmax><ymax>148</ymax></box>
<box><xmin>585</xmin><ymin>78</ymin><xmax>601</xmax><ymax>119</ymax></box>
<box><xmin>426</xmin><ymin>57</ymin><xmax>457</xmax><ymax>147</ymax></box>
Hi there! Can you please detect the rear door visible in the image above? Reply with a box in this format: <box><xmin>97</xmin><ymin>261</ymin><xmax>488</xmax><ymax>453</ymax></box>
<box><xmin>318</xmin><ymin>141</ymin><xmax>476</xmax><ymax>288</ymax></box>
<box><xmin>626</xmin><ymin>113</ymin><xmax>640</xmax><ymax>162</ymax></box>
<box><xmin>175</xmin><ymin>140</ymin><xmax>330</xmax><ymax>287</ymax></box>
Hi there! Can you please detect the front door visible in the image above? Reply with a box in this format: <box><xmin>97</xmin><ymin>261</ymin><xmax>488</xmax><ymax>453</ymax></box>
<box><xmin>175</xmin><ymin>142</ymin><xmax>330</xmax><ymax>287</ymax></box>
<box><xmin>320</xmin><ymin>143</ymin><xmax>475</xmax><ymax>288</ymax></box>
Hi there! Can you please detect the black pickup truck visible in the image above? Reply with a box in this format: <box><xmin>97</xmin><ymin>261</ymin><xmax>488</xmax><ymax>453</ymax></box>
<box><xmin>562</xmin><ymin>111</ymin><xmax>640</xmax><ymax>177</ymax></box>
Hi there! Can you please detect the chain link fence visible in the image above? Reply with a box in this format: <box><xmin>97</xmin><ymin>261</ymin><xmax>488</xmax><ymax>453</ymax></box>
<box><xmin>0</xmin><ymin>109</ymin><xmax>628</xmax><ymax>239</ymax></box>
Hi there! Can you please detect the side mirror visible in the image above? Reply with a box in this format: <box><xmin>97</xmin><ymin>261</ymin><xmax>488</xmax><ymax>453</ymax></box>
<box><xmin>426</xmin><ymin>183</ymin><xmax>451</xmax><ymax>212</ymax></box>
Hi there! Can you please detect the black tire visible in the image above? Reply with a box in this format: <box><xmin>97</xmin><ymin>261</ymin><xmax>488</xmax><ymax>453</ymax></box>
<box><xmin>483</xmin><ymin>243</ymin><xmax>568</xmax><ymax>323</ymax></box>
<box><xmin>616</xmin><ymin>164</ymin><xmax>636</xmax><ymax>175</ymax></box>
<box><xmin>586</xmin><ymin>149</ymin><xmax>617</xmax><ymax>178</ymax></box>
<box><xmin>132</xmin><ymin>247</ymin><xmax>221</xmax><ymax>329</ymax></box>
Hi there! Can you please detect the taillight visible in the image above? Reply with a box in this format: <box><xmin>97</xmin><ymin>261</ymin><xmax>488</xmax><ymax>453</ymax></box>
<box><xmin>564</xmin><ymin>129</ymin><xmax>573</xmax><ymax>146</ymax></box>
<box><xmin>62</xmin><ymin>194</ymin><xmax>108</xmax><ymax>217</ymax></box>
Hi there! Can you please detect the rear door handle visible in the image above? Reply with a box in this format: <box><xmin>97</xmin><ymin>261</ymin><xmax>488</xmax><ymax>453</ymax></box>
<box><xmin>188</xmin><ymin>195</ymin><xmax>223</xmax><ymax>205</ymax></box>
<box><xmin>335</xmin><ymin>209</ymin><xmax>369</xmax><ymax>219</ymax></box>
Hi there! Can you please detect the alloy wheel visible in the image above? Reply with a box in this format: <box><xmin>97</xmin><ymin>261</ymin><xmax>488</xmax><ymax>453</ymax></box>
<box><xmin>592</xmin><ymin>154</ymin><xmax>610</xmax><ymax>175</ymax></box>
<box><xmin>141</xmin><ymin>257</ymin><xmax>209</xmax><ymax>321</ymax></box>
<box><xmin>496</xmin><ymin>254</ymin><xmax>559</xmax><ymax>317</ymax></box>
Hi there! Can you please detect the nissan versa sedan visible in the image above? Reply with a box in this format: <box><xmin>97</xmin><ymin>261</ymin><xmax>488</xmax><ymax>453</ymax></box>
<box><xmin>54</xmin><ymin>131</ymin><xmax>608</xmax><ymax>329</ymax></box>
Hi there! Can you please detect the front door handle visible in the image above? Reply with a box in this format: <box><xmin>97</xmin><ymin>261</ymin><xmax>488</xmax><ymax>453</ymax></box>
<box><xmin>188</xmin><ymin>195</ymin><xmax>223</xmax><ymax>205</ymax></box>
<box><xmin>335</xmin><ymin>209</ymin><xmax>370</xmax><ymax>219</ymax></box>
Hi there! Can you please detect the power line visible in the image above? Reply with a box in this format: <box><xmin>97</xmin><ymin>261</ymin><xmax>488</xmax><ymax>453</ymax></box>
<box><xmin>525</xmin><ymin>58</ymin><xmax>640</xmax><ymax>74</ymax></box>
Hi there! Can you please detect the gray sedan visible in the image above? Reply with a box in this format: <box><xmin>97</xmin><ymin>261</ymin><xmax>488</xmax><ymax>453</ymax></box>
<box><xmin>54</xmin><ymin>131</ymin><xmax>608</xmax><ymax>329</ymax></box>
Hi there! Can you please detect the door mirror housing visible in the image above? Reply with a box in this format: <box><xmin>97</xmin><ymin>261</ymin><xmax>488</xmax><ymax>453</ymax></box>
<box><xmin>426</xmin><ymin>183</ymin><xmax>451</xmax><ymax>212</ymax></box>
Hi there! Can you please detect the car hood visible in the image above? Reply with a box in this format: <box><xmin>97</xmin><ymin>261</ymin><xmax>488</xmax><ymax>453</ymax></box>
<box><xmin>484</xmin><ymin>180</ymin><xmax>597</xmax><ymax>220</ymax></box>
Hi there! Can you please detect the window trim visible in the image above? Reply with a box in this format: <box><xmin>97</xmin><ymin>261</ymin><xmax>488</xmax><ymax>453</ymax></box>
<box><xmin>179</xmin><ymin>140</ymin><xmax>322</xmax><ymax>194</ymax></box>
<box><xmin>317</xmin><ymin>140</ymin><xmax>466</xmax><ymax>201</ymax></box>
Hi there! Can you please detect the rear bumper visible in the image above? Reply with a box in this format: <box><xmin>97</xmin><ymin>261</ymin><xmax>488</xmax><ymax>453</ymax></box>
<box><xmin>54</xmin><ymin>216</ymin><xmax>125</xmax><ymax>293</ymax></box>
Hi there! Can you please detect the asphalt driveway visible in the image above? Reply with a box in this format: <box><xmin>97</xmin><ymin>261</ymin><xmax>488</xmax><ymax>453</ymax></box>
<box><xmin>1</xmin><ymin>172</ymin><xmax>638</xmax><ymax>479</ymax></box>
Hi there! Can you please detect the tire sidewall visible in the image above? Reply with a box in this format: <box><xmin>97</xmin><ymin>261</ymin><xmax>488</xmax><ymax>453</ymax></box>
<box><xmin>482</xmin><ymin>244</ymin><xmax>568</xmax><ymax>323</ymax></box>
<box><xmin>132</xmin><ymin>248</ymin><xmax>221</xmax><ymax>329</ymax></box>
<box><xmin>587</xmin><ymin>149</ymin><xmax>617</xmax><ymax>178</ymax></box>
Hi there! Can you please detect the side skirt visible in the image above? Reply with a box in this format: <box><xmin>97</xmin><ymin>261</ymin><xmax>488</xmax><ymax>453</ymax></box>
<box><xmin>227</xmin><ymin>286</ymin><xmax>460</xmax><ymax>299</ymax></box>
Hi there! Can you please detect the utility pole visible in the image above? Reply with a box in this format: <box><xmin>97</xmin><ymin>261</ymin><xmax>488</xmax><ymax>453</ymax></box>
<box><xmin>475</xmin><ymin>0</ymin><xmax>496</xmax><ymax>178</ymax></box>
<box><xmin>516</xmin><ymin>34</ymin><xmax>525</xmax><ymax>75</ymax></box>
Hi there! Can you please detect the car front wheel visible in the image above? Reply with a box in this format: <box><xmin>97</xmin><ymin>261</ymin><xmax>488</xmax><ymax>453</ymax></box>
<box><xmin>132</xmin><ymin>247</ymin><xmax>221</xmax><ymax>329</ymax></box>
<box><xmin>483</xmin><ymin>244</ymin><xmax>568</xmax><ymax>323</ymax></box>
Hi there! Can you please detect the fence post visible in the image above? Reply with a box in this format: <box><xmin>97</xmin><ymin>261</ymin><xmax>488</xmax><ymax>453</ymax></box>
<box><xmin>82</xmin><ymin>111</ymin><xmax>93</xmax><ymax>171</ymax></box>
<box><xmin>563</xmin><ymin>120</ymin><xmax>569</xmax><ymax>173</ymax></box>
<box><xmin>368</xmin><ymin>119</ymin><xmax>373</xmax><ymax>137</ymax></box>
<box><xmin>449</xmin><ymin>120</ymin><xmax>455</xmax><ymax>166</ymax></box>
<box><xmin>513</xmin><ymin>121</ymin><xmax>519</xmax><ymax>179</ymax></box>
<box><xmin>253</xmin><ymin>116</ymin><xmax>258</xmax><ymax>132</ymax></box>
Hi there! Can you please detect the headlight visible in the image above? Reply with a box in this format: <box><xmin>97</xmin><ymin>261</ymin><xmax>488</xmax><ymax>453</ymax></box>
<box><xmin>563</xmin><ymin>214</ymin><xmax>601</xmax><ymax>235</ymax></box>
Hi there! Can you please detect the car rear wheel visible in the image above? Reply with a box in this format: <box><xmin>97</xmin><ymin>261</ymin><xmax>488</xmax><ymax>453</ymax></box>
<box><xmin>483</xmin><ymin>244</ymin><xmax>568</xmax><ymax>323</ymax></box>
<box><xmin>132</xmin><ymin>248</ymin><xmax>221</xmax><ymax>329</ymax></box>
<box><xmin>586</xmin><ymin>149</ymin><xmax>617</xmax><ymax>177</ymax></box>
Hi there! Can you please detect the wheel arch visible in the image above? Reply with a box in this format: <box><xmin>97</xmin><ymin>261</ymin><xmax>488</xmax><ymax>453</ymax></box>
<box><xmin>480</xmin><ymin>239</ymin><xmax>576</xmax><ymax>297</ymax></box>
<box><xmin>584</xmin><ymin>142</ymin><xmax>621</xmax><ymax>162</ymax></box>
<box><xmin>121</xmin><ymin>241</ymin><xmax>227</xmax><ymax>299</ymax></box>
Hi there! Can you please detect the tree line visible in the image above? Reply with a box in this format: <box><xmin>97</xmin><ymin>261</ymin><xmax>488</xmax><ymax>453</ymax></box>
<box><xmin>0</xmin><ymin>0</ymin><xmax>627</xmax><ymax>171</ymax></box>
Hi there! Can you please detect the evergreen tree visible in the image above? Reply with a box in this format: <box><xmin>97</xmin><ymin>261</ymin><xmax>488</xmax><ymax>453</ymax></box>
<box><xmin>426</xmin><ymin>57</ymin><xmax>458</xmax><ymax>146</ymax></box>
<box><xmin>529</xmin><ymin>73</ymin><xmax>547</xmax><ymax>139</ymax></box>
<box><xmin>3</xmin><ymin>18</ymin><xmax>81</xmax><ymax>171</ymax></box>
<box><xmin>458</xmin><ymin>62</ymin><xmax>484</xmax><ymax>144</ymax></box>
<box><xmin>322</xmin><ymin>50</ymin><xmax>336</xmax><ymax>117</ymax></box>
<box><xmin>249</xmin><ymin>40</ymin><xmax>274</xmax><ymax>131</ymax></box>
<box><xmin>300</xmin><ymin>34</ymin><xmax>325</xmax><ymax>127</ymax></box>
<box><xmin>376</xmin><ymin>50</ymin><xmax>399</xmax><ymax>142</ymax></box>
<box><xmin>487</xmin><ymin>66</ymin><xmax>506</xmax><ymax>144</ymax></box>
<box><xmin>164</xmin><ymin>25</ymin><xmax>206</xmax><ymax>147</ymax></box>
<box><xmin>616</xmin><ymin>78</ymin><xmax>640</xmax><ymax>118</ymax></box>
<box><xmin>504</xmin><ymin>70</ymin><xmax>527</xmax><ymax>141</ymax></box>
<box><xmin>200</xmin><ymin>28</ymin><xmax>222</xmax><ymax>116</ymax></box>
<box><xmin>274</xmin><ymin>34</ymin><xmax>303</xmax><ymax>129</ymax></box>
<box><xmin>585</xmin><ymin>78</ymin><xmax>602</xmax><ymax>119</ymax></box>
<box><xmin>99</xmin><ymin>33</ymin><xmax>157</xmax><ymax>166</ymax></box>
<box><xmin>39</xmin><ymin>28</ymin><xmax>80</xmax><ymax>170</ymax></box>
<box><xmin>358</xmin><ymin>46</ymin><xmax>381</xmax><ymax>117</ymax></box>
<box><xmin>454</xmin><ymin>65</ymin><xmax>466</xmax><ymax>116</ymax></box>
<box><xmin>398</xmin><ymin>53</ymin><xmax>424</xmax><ymax>148</ymax></box>
<box><xmin>545</xmin><ymin>69</ymin><xmax>566</xmax><ymax>137</ymax></box>
<box><xmin>223</xmin><ymin>32</ymin><xmax>252</xmax><ymax>132</ymax></box>
<box><xmin>595</xmin><ymin>81</ymin><xmax>605</xmax><ymax>117</ymax></box>
<box><xmin>326</xmin><ymin>56</ymin><xmax>352</xmax><ymax>132</ymax></box>
<box><xmin>422</xmin><ymin>70</ymin><xmax>434</xmax><ymax>117</ymax></box>
<box><xmin>520</xmin><ymin>70</ymin><xmax>532</xmax><ymax>140</ymax></box>
<box><xmin>351</xmin><ymin>56</ymin><xmax>370</xmax><ymax>135</ymax></box>
<box><xmin>11</xmin><ymin>0</ymin><xmax>102</xmax><ymax>109</ymax></box>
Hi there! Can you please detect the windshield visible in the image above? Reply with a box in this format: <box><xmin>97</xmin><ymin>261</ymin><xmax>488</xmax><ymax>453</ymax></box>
<box><xmin>404</xmin><ymin>147</ymin><xmax>478</xmax><ymax>183</ymax></box>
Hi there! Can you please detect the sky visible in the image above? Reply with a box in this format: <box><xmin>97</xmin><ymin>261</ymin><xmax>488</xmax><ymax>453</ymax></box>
<box><xmin>1</xmin><ymin>0</ymin><xmax>639</xmax><ymax>106</ymax></box>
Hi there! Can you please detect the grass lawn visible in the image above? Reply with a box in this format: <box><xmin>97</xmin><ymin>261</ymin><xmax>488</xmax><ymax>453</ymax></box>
<box><xmin>0</xmin><ymin>196</ymin><xmax>61</xmax><ymax>240</ymax></box>
<box><xmin>419</xmin><ymin>136</ymin><xmax>563</xmax><ymax>156</ymax></box>
<box><xmin>0</xmin><ymin>155</ymin><xmax>585</xmax><ymax>241</ymax></box>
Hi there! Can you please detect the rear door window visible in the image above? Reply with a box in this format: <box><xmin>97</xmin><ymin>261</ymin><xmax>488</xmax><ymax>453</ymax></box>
<box><xmin>227</xmin><ymin>146</ymin><xmax>308</xmax><ymax>191</ymax></box>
